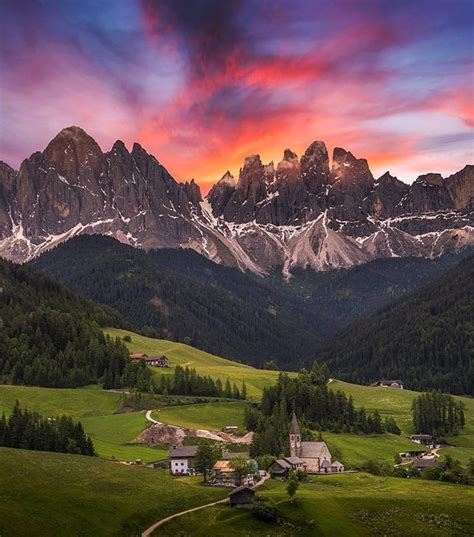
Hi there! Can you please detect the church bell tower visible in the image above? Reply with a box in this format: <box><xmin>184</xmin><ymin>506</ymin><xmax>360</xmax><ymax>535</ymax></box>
<box><xmin>289</xmin><ymin>412</ymin><xmax>301</xmax><ymax>457</ymax></box>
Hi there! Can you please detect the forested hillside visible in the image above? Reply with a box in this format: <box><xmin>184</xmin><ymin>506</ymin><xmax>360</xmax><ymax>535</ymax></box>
<box><xmin>319</xmin><ymin>255</ymin><xmax>474</xmax><ymax>394</ymax></box>
<box><xmin>0</xmin><ymin>258</ymin><xmax>130</xmax><ymax>388</ymax></box>
<box><xmin>31</xmin><ymin>235</ymin><xmax>465</xmax><ymax>370</ymax></box>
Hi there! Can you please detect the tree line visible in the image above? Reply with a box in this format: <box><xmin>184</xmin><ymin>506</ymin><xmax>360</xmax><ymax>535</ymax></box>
<box><xmin>153</xmin><ymin>365</ymin><xmax>247</xmax><ymax>399</ymax></box>
<box><xmin>246</xmin><ymin>362</ymin><xmax>400</xmax><ymax>457</ymax></box>
<box><xmin>0</xmin><ymin>402</ymin><xmax>95</xmax><ymax>456</ymax></box>
<box><xmin>0</xmin><ymin>258</ymin><xmax>141</xmax><ymax>390</ymax></box>
<box><xmin>319</xmin><ymin>255</ymin><xmax>474</xmax><ymax>395</ymax></box>
<box><xmin>412</xmin><ymin>392</ymin><xmax>465</xmax><ymax>437</ymax></box>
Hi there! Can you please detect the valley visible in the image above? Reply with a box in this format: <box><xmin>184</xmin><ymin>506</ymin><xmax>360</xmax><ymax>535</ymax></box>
<box><xmin>1</xmin><ymin>327</ymin><xmax>473</xmax><ymax>535</ymax></box>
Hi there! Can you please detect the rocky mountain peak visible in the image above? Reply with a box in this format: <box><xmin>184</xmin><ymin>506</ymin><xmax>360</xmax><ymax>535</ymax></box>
<box><xmin>276</xmin><ymin>149</ymin><xmax>300</xmax><ymax>180</ymax></box>
<box><xmin>416</xmin><ymin>173</ymin><xmax>444</xmax><ymax>187</ymax></box>
<box><xmin>44</xmin><ymin>125</ymin><xmax>103</xmax><ymax>169</ymax></box>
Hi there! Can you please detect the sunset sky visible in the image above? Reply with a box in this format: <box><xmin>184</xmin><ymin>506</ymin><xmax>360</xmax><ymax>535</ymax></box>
<box><xmin>1</xmin><ymin>0</ymin><xmax>473</xmax><ymax>192</ymax></box>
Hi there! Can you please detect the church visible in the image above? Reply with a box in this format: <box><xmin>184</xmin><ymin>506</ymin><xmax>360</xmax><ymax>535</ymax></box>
<box><xmin>271</xmin><ymin>413</ymin><xmax>344</xmax><ymax>477</ymax></box>
<box><xmin>289</xmin><ymin>412</ymin><xmax>333</xmax><ymax>472</ymax></box>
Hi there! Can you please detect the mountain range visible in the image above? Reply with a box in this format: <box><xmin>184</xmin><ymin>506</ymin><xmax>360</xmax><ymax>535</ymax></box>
<box><xmin>1</xmin><ymin>126</ymin><xmax>472</xmax><ymax>274</ymax></box>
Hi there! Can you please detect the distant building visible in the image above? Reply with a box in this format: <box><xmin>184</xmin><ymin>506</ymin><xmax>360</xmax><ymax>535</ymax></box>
<box><xmin>289</xmin><ymin>413</ymin><xmax>333</xmax><ymax>473</ymax></box>
<box><xmin>228</xmin><ymin>485</ymin><xmax>255</xmax><ymax>507</ymax></box>
<box><xmin>412</xmin><ymin>458</ymin><xmax>446</xmax><ymax>471</ymax></box>
<box><xmin>224</xmin><ymin>426</ymin><xmax>239</xmax><ymax>433</ymax></box>
<box><xmin>409</xmin><ymin>434</ymin><xmax>433</xmax><ymax>446</ymax></box>
<box><xmin>168</xmin><ymin>445</ymin><xmax>198</xmax><ymax>475</ymax></box>
<box><xmin>269</xmin><ymin>459</ymin><xmax>292</xmax><ymax>479</ymax></box>
<box><xmin>371</xmin><ymin>380</ymin><xmax>404</xmax><ymax>389</ymax></box>
<box><xmin>129</xmin><ymin>353</ymin><xmax>169</xmax><ymax>367</ymax></box>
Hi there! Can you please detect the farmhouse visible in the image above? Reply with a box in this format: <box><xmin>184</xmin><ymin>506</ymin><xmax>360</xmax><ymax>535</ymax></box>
<box><xmin>289</xmin><ymin>413</ymin><xmax>335</xmax><ymax>473</ymax></box>
<box><xmin>409</xmin><ymin>434</ymin><xmax>433</xmax><ymax>446</ymax></box>
<box><xmin>129</xmin><ymin>352</ymin><xmax>169</xmax><ymax>367</ymax></box>
<box><xmin>212</xmin><ymin>457</ymin><xmax>255</xmax><ymax>487</ymax></box>
<box><xmin>371</xmin><ymin>379</ymin><xmax>404</xmax><ymax>389</ymax></box>
<box><xmin>412</xmin><ymin>457</ymin><xmax>446</xmax><ymax>471</ymax></box>
<box><xmin>228</xmin><ymin>486</ymin><xmax>255</xmax><ymax>507</ymax></box>
<box><xmin>168</xmin><ymin>445</ymin><xmax>198</xmax><ymax>475</ymax></box>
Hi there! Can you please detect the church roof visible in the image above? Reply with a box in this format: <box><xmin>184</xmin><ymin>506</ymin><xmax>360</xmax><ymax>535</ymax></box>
<box><xmin>300</xmin><ymin>441</ymin><xmax>331</xmax><ymax>459</ymax></box>
<box><xmin>289</xmin><ymin>412</ymin><xmax>301</xmax><ymax>435</ymax></box>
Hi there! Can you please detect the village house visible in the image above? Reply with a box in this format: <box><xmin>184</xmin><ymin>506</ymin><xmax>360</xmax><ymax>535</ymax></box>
<box><xmin>129</xmin><ymin>352</ymin><xmax>169</xmax><ymax>367</ymax></box>
<box><xmin>270</xmin><ymin>456</ymin><xmax>306</xmax><ymax>479</ymax></box>
<box><xmin>409</xmin><ymin>434</ymin><xmax>434</xmax><ymax>446</ymax></box>
<box><xmin>371</xmin><ymin>379</ymin><xmax>404</xmax><ymax>389</ymax></box>
<box><xmin>228</xmin><ymin>485</ymin><xmax>256</xmax><ymax>507</ymax></box>
<box><xmin>168</xmin><ymin>445</ymin><xmax>198</xmax><ymax>475</ymax></box>
<box><xmin>212</xmin><ymin>455</ymin><xmax>256</xmax><ymax>487</ymax></box>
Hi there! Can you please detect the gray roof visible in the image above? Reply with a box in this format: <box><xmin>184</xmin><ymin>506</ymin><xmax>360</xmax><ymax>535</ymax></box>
<box><xmin>168</xmin><ymin>445</ymin><xmax>198</xmax><ymax>458</ymax></box>
<box><xmin>284</xmin><ymin>456</ymin><xmax>305</xmax><ymax>465</ymax></box>
<box><xmin>272</xmin><ymin>459</ymin><xmax>291</xmax><ymax>470</ymax></box>
<box><xmin>223</xmin><ymin>452</ymin><xmax>250</xmax><ymax>460</ymax></box>
<box><xmin>413</xmin><ymin>458</ymin><xmax>439</xmax><ymax>468</ymax></box>
<box><xmin>300</xmin><ymin>441</ymin><xmax>331</xmax><ymax>459</ymax></box>
<box><xmin>289</xmin><ymin>412</ymin><xmax>301</xmax><ymax>435</ymax></box>
<box><xmin>410</xmin><ymin>434</ymin><xmax>433</xmax><ymax>440</ymax></box>
<box><xmin>229</xmin><ymin>485</ymin><xmax>255</xmax><ymax>496</ymax></box>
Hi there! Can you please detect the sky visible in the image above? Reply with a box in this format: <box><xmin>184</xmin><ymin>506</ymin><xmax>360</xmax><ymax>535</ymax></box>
<box><xmin>1</xmin><ymin>0</ymin><xmax>473</xmax><ymax>193</ymax></box>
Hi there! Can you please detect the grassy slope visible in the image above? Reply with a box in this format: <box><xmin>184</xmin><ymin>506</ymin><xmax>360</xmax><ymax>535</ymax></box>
<box><xmin>154</xmin><ymin>401</ymin><xmax>247</xmax><ymax>431</ymax></box>
<box><xmin>0</xmin><ymin>447</ymin><xmax>226</xmax><ymax>537</ymax></box>
<box><xmin>332</xmin><ymin>380</ymin><xmax>474</xmax><ymax>464</ymax></box>
<box><xmin>81</xmin><ymin>412</ymin><xmax>168</xmax><ymax>462</ymax></box>
<box><xmin>0</xmin><ymin>385</ymin><xmax>120</xmax><ymax>418</ymax></box>
<box><xmin>105</xmin><ymin>328</ymin><xmax>283</xmax><ymax>398</ymax></box>
<box><xmin>158</xmin><ymin>474</ymin><xmax>474</xmax><ymax>537</ymax></box>
<box><xmin>0</xmin><ymin>386</ymin><xmax>166</xmax><ymax>463</ymax></box>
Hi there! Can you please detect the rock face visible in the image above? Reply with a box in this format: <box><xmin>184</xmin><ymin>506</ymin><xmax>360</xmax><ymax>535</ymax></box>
<box><xmin>0</xmin><ymin>126</ymin><xmax>473</xmax><ymax>274</ymax></box>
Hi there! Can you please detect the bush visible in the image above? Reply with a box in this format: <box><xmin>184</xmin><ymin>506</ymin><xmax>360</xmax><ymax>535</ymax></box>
<box><xmin>360</xmin><ymin>460</ymin><xmax>391</xmax><ymax>476</ymax></box>
<box><xmin>123</xmin><ymin>335</ymin><xmax>132</xmax><ymax>342</ymax></box>
<box><xmin>252</xmin><ymin>498</ymin><xmax>279</xmax><ymax>523</ymax></box>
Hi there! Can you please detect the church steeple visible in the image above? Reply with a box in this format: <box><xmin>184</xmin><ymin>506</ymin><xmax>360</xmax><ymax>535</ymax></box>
<box><xmin>289</xmin><ymin>412</ymin><xmax>302</xmax><ymax>457</ymax></box>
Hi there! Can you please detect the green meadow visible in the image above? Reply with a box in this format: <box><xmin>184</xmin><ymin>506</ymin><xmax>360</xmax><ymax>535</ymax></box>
<box><xmin>155</xmin><ymin>400</ymin><xmax>248</xmax><ymax>431</ymax></box>
<box><xmin>0</xmin><ymin>448</ymin><xmax>226</xmax><ymax>537</ymax></box>
<box><xmin>105</xmin><ymin>328</ymin><xmax>285</xmax><ymax>398</ymax></box>
<box><xmin>331</xmin><ymin>380</ymin><xmax>474</xmax><ymax>464</ymax></box>
<box><xmin>157</xmin><ymin>474</ymin><xmax>474</xmax><ymax>537</ymax></box>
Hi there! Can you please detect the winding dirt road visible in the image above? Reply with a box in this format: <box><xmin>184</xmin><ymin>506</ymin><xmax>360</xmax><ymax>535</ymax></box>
<box><xmin>141</xmin><ymin>473</ymin><xmax>270</xmax><ymax>536</ymax></box>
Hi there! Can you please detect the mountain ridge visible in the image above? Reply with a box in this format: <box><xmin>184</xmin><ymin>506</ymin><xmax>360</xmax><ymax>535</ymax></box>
<box><xmin>1</xmin><ymin>126</ymin><xmax>472</xmax><ymax>274</ymax></box>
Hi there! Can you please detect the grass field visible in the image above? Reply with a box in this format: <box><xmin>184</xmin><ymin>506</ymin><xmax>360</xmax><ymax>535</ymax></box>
<box><xmin>158</xmin><ymin>474</ymin><xmax>474</xmax><ymax>537</ymax></box>
<box><xmin>325</xmin><ymin>432</ymin><xmax>418</xmax><ymax>466</ymax></box>
<box><xmin>105</xmin><ymin>328</ymin><xmax>284</xmax><ymax>398</ymax></box>
<box><xmin>154</xmin><ymin>400</ymin><xmax>248</xmax><ymax>431</ymax></box>
<box><xmin>0</xmin><ymin>447</ymin><xmax>227</xmax><ymax>537</ymax></box>
<box><xmin>81</xmin><ymin>412</ymin><xmax>168</xmax><ymax>462</ymax></box>
<box><xmin>0</xmin><ymin>385</ymin><xmax>167</xmax><ymax>462</ymax></box>
<box><xmin>331</xmin><ymin>380</ymin><xmax>474</xmax><ymax>464</ymax></box>
<box><xmin>0</xmin><ymin>385</ymin><xmax>120</xmax><ymax>418</ymax></box>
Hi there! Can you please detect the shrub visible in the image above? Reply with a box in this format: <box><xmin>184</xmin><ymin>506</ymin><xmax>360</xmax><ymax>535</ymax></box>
<box><xmin>252</xmin><ymin>498</ymin><xmax>279</xmax><ymax>523</ymax></box>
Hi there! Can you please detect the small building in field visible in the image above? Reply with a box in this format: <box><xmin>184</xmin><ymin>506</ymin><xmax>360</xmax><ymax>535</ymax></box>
<box><xmin>129</xmin><ymin>353</ymin><xmax>169</xmax><ymax>367</ymax></box>
<box><xmin>228</xmin><ymin>485</ymin><xmax>255</xmax><ymax>507</ymax></box>
<box><xmin>331</xmin><ymin>461</ymin><xmax>344</xmax><ymax>472</ymax></box>
<box><xmin>168</xmin><ymin>445</ymin><xmax>198</xmax><ymax>475</ymax></box>
<box><xmin>409</xmin><ymin>434</ymin><xmax>433</xmax><ymax>446</ymax></box>
<box><xmin>224</xmin><ymin>426</ymin><xmax>239</xmax><ymax>433</ymax></box>
<box><xmin>371</xmin><ymin>379</ymin><xmax>404</xmax><ymax>389</ymax></box>
<box><xmin>412</xmin><ymin>458</ymin><xmax>446</xmax><ymax>471</ymax></box>
<box><xmin>270</xmin><ymin>459</ymin><xmax>292</xmax><ymax>479</ymax></box>
<box><xmin>399</xmin><ymin>450</ymin><xmax>427</xmax><ymax>459</ymax></box>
